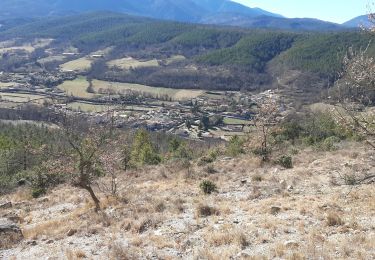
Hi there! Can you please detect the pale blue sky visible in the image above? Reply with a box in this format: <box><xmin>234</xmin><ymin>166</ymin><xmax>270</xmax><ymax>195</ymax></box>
<box><xmin>233</xmin><ymin>0</ymin><xmax>370</xmax><ymax>23</ymax></box>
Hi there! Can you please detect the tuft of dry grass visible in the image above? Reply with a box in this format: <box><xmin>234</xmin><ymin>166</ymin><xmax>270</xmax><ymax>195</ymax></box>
<box><xmin>196</xmin><ymin>204</ymin><xmax>219</xmax><ymax>217</ymax></box>
<box><xmin>132</xmin><ymin>216</ymin><xmax>162</xmax><ymax>233</ymax></box>
<box><xmin>110</xmin><ymin>243</ymin><xmax>138</xmax><ymax>260</ymax></box>
<box><xmin>326</xmin><ymin>212</ymin><xmax>344</xmax><ymax>226</ymax></box>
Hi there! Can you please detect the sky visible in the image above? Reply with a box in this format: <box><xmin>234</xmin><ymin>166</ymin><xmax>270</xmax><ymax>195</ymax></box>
<box><xmin>233</xmin><ymin>0</ymin><xmax>370</xmax><ymax>24</ymax></box>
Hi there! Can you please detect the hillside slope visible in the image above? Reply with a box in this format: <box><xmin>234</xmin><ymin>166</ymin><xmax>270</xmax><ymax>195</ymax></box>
<box><xmin>1</xmin><ymin>12</ymin><xmax>374</xmax><ymax>95</ymax></box>
<box><xmin>343</xmin><ymin>15</ymin><xmax>372</xmax><ymax>28</ymax></box>
<box><xmin>1</xmin><ymin>142</ymin><xmax>374</xmax><ymax>259</ymax></box>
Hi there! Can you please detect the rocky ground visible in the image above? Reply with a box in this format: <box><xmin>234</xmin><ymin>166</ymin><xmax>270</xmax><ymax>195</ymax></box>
<box><xmin>0</xmin><ymin>141</ymin><xmax>374</xmax><ymax>260</ymax></box>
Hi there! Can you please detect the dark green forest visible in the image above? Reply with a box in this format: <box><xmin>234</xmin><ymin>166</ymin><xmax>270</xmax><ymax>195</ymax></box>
<box><xmin>1</xmin><ymin>12</ymin><xmax>374</xmax><ymax>90</ymax></box>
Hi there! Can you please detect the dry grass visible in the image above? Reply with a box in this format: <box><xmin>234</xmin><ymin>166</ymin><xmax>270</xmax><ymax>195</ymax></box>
<box><xmin>57</xmin><ymin>77</ymin><xmax>93</xmax><ymax>98</ymax></box>
<box><xmin>107</xmin><ymin>57</ymin><xmax>159</xmax><ymax>70</ymax></box>
<box><xmin>60</xmin><ymin>57</ymin><xmax>92</xmax><ymax>72</ymax></box>
<box><xmin>110</xmin><ymin>243</ymin><xmax>139</xmax><ymax>260</ymax></box>
<box><xmin>1</xmin><ymin>142</ymin><xmax>375</xmax><ymax>259</ymax></box>
<box><xmin>92</xmin><ymin>79</ymin><xmax>204</xmax><ymax>101</ymax></box>
<box><xmin>326</xmin><ymin>212</ymin><xmax>344</xmax><ymax>226</ymax></box>
<box><xmin>205</xmin><ymin>227</ymin><xmax>248</xmax><ymax>249</ymax></box>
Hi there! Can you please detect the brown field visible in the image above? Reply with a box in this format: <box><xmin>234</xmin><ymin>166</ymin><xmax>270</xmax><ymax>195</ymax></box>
<box><xmin>93</xmin><ymin>80</ymin><xmax>204</xmax><ymax>101</ymax></box>
<box><xmin>57</xmin><ymin>77</ymin><xmax>95</xmax><ymax>98</ymax></box>
<box><xmin>60</xmin><ymin>57</ymin><xmax>93</xmax><ymax>72</ymax></box>
<box><xmin>107</xmin><ymin>57</ymin><xmax>159</xmax><ymax>70</ymax></box>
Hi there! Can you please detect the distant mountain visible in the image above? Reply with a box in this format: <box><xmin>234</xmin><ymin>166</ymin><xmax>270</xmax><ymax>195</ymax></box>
<box><xmin>343</xmin><ymin>15</ymin><xmax>372</xmax><ymax>28</ymax></box>
<box><xmin>202</xmin><ymin>14</ymin><xmax>344</xmax><ymax>32</ymax></box>
<box><xmin>0</xmin><ymin>0</ymin><xmax>349</xmax><ymax>32</ymax></box>
<box><xmin>0</xmin><ymin>0</ymin><xmax>281</xmax><ymax>22</ymax></box>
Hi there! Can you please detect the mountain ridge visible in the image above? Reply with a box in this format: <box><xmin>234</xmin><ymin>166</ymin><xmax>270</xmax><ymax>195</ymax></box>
<box><xmin>0</xmin><ymin>0</ymin><xmax>360</xmax><ymax>32</ymax></box>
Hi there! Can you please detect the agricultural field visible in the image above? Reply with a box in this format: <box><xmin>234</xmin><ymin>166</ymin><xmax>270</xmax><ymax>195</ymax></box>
<box><xmin>165</xmin><ymin>55</ymin><xmax>186</xmax><ymax>65</ymax></box>
<box><xmin>59</xmin><ymin>57</ymin><xmax>93</xmax><ymax>72</ymax></box>
<box><xmin>0</xmin><ymin>93</ymin><xmax>47</xmax><ymax>103</ymax></box>
<box><xmin>0</xmin><ymin>82</ymin><xmax>16</xmax><ymax>88</ymax></box>
<box><xmin>107</xmin><ymin>57</ymin><xmax>159</xmax><ymax>70</ymax></box>
<box><xmin>67</xmin><ymin>102</ymin><xmax>154</xmax><ymax>113</ymax></box>
<box><xmin>0</xmin><ymin>45</ymin><xmax>34</xmax><ymax>54</ymax></box>
<box><xmin>38</xmin><ymin>55</ymin><xmax>66</xmax><ymax>64</ymax></box>
<box><xmin>0</xmin><ymin>38</ymin><xmax>52</xmax><ymax>54</ymax></box>
<box><xmin>57</xmin><ymin>77</ymin><xmax>94</xmax><ymax>98</ymax></box>
<box><xmin>223</xmin><ymin>117</ymin><xmax>252</xmax><ymax>125</ymax></box>
<box><xmin>0</xmin><ymin>101</ymin><xmax>18</xmax><ymax>108</ymax></box>
<box><xmin>57</xmin><ymin>77</ymin><xmax>204</xmax><ymax>101</ymax></box>
<box><xmin>92</xmin><ymin>80</ymin><xmax>204</xmax><ymax>101</ymax></box>
<box><xmin>67</xmin><ymin>102</ymin><xmax>116</xmax><ymax>112</ymax></box>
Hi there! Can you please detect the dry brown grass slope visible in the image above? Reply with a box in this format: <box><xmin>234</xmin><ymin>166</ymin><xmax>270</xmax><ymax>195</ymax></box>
<box><xmin>0</xmin><ymin>141</ymin><xmax>374</xmax><ymax>259</ymax></box>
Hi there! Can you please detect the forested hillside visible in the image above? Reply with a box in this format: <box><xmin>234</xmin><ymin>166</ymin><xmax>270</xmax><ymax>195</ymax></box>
<box><xmin>0</xmin><ymin>12</ymin><xmax>374</xmax><ymax>92</ymax></box>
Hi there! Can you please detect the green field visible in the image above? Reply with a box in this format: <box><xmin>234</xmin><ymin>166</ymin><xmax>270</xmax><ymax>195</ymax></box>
<box><xmin>107</xmin><ymin>57</ymin><xmax>159</xmax><ymax>70</ymax></box>
<box><xmin>223</xmin><ymin>117</ymin><xmax>252</xmax><ymax>125</ymax></box>
<box><xmin>93</xmin><ymin>80</ymin><xmax>204</xmax><ymax>101</ymax></box>
<box><xmin>58</xmin><ymin>77</ymin><xmax>95</xmax><ymax>98</ymax></box>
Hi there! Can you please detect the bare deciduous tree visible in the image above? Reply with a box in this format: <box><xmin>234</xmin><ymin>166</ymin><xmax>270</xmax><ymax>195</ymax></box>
<box><xmin>333</xmin><ymin>3</ymin><xmax>375</xmax><ymax>184</ymax></box>
<box><xmin>62</xmin><ymin>115</ymin><xmax>111</xmax><ymax>211</ymax></box>
<box><xmin>254</xmin><ymin>97</ymin><xmax>279</xmax><ymax>161</ymax></box>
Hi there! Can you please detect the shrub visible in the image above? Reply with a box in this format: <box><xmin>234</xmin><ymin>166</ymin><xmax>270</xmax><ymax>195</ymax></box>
<box><xmin>198</xmin><ymin>148</ymin><xmax>221</xmax><ymax>166</ymax></box>
<box><xmin>131</xmin><ymin>129</ymin><xmax>161</xmax><ymax>166</ymax></box>
<box><xmin>198</xmin><ymin>156</ymin><xmax>214</xmax><ymax>166</ymax></box>
<box><xmin>343</xmin><ymin>174</ymin><xmax>357</xmax><ymax>185</ymax></box>
<box><xmin>204</xmin><ymin>165</ymin><xmax>217</xmax><ymax>174</ymax></box>
<box><xmin>276</xmin><ymin>155</ymin><xmax>293</xmax><ymax>169</ymax></box>
<box><xmin>173</xmin><ymin>142</ymin><xmax>193</xmax><ymax>161</ymax></box>
<box><xmin>252</xmin><ymin>175</ymin><xmax>263</xmax><ymax>182</ymax></box>
<box><xmin>32</xmin><ymin>187</ymin><xmax>46</xmax><ymax>198</ymax></box>
<box><xmin>226</xmin><ymin>135</ymin><xmax>244</xmax><ymax>157</ymax></box>
<box><xmin>280</xmin><ymin>121</ymin><xmax>304</xmax><ymax>143</ymax></box>
<box><xmin>207</xmin><ymin>148</ymin><xmax>220</xmax><ymax>161</ymax></box>
<box><xmin>168</xmin><ymin>138</ymin><xmax>181</xmax><ymax>153</ymax></box>
<box><xmin>196</xmin><ymin>204</ymin><xmax>219</xmax><ymax>217</ymax></box>
<box><xmin>199</xmin><ymin>180</ymin><xmax>217</xmax><ymax>194</ymax></box>
<box><xmin>320</xmin><ymin>136</ymin><xmax>341</xmax><ymax>151</ymax></box>
<box><xmin>253</xmin><ymin>146</ymin><xmax>271</xmax><ymax>158</ymax></box>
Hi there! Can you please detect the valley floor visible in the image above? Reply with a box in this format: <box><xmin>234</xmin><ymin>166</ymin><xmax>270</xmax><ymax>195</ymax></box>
<box><xmin>1</xmin><ymin>142</ymin><xmax>374</xmax><ymax>259</ymax></box>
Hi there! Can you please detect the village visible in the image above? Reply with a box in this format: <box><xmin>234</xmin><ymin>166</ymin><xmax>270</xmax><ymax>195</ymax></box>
<box><xmin>0</xmin><ymin>40</ymin><xmax>290</xmax><ymax>141</ymax></box>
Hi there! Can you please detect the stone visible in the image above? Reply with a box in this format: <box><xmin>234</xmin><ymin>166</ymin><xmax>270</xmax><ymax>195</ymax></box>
<box><xmin>287</xmin><ymin>185</ymin><xmax>294</xmax><ymax>191</ymax></box>
<box><xmin>237</xmin><ymin>252</ymin><xmax>251</xmax><ymax>258</ymax></box>
<box><xmin>27</xmin><ymin>240</ymin><xmax>37</xmax><ymax>246</ymax></box>
<box><xmin>241</xmin><ymin>179</ymin><xmax>247</xmax><ymax>184</ymax></box>
<box><xmin>37</xmin><ymin>197</ymin><xmax>49</xmax><ymax>203</ymax></box>
<box><xmin>67</xmin><ymin>228</ymin><xmax>77</xmax><ymax>236</ymax></box>
<box><xmin>2</xmin><ymin>213</ymin><xmax>22</xmax><ymax>224</ymax></box>
<box><xmin>270</xmin><ymin>206</ymin><xmax>281</xmax><ymax>215</ymax></box>
<box><xmin>284</xmin><ymin>240</ymin><xmax>299</xmax><ymax>248</ymax></box>
<box><xmin>17</xmin><ymin>179</ymin><xmax>28</xmax><ymax>186</ymax></box>
<box><xmin>0</xmin><ymin>220</ymin><xmax>23</xmax><ymax>249</ymax></box>
<box><xmin>0</xmin><ymin>202</ymin><xmax>12</xmax><ymax>209</ymax></box>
